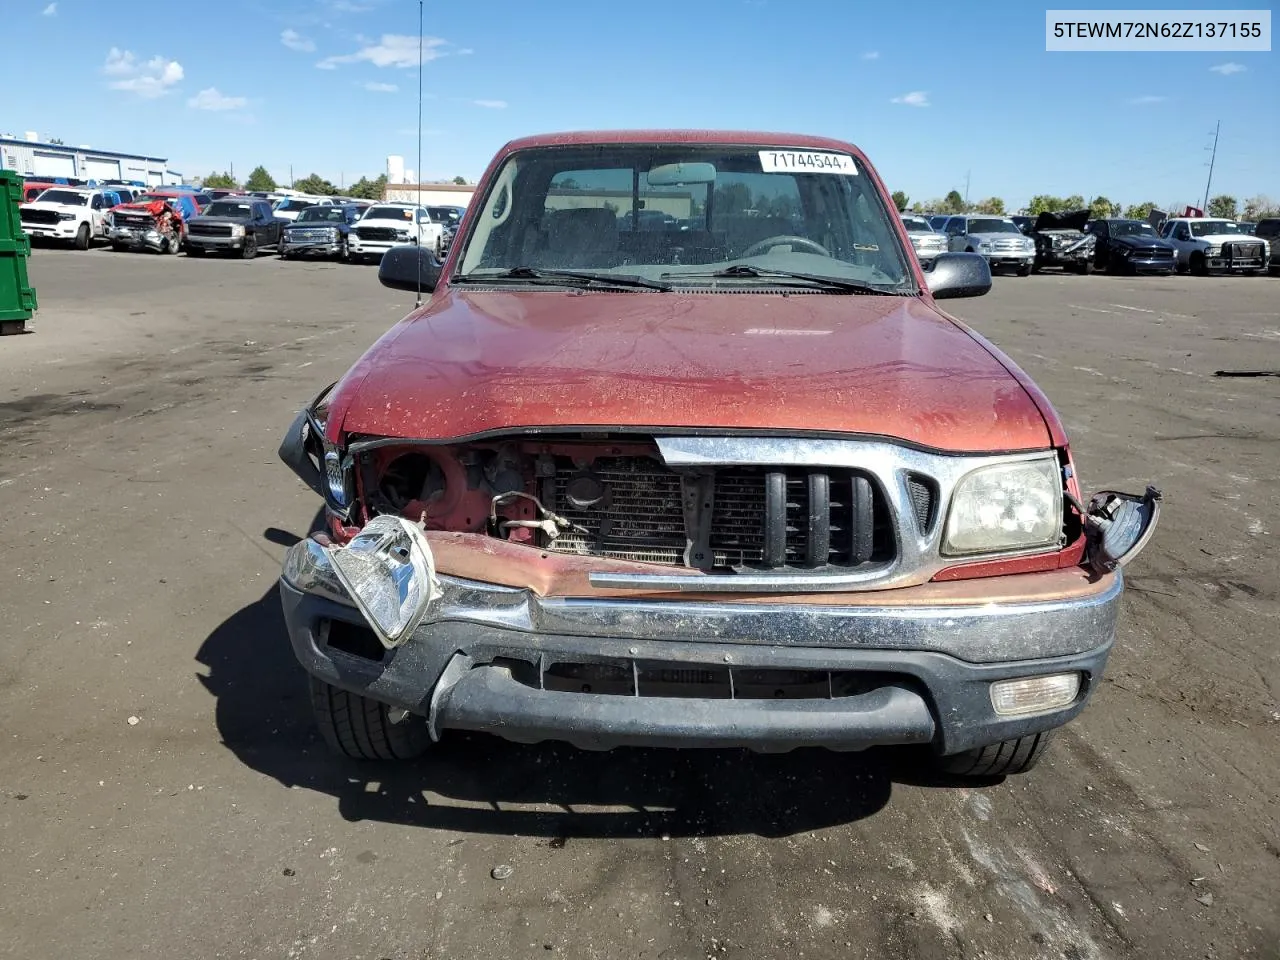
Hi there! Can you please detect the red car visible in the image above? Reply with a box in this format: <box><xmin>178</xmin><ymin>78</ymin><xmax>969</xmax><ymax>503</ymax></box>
<box><xmin>278</xmin><ymin>130</ymin><xmax>1160</xmax><ymax>775</ymax></box>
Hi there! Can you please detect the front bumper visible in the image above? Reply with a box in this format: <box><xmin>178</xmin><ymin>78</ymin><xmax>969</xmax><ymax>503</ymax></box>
<box><xmin>279</xmin><ymin>535</ymin><xmax>1120</xmax><ymax>754</ymax></box>
<box><xmin>23</xmin><ymin>221</ymin><xmax>81</xmax><ymax>241</ymax></box>
<box><xmin>980</xmin><ymin>250</ymin><xmax>1035</xmax><ymax>268</ymax></box>
<box><xmin>349</xmin><ymin>237</ymin><xmax>414</xmax><ymax>258</ymax></box>
<box><xmin>186</xmin><ymin>234</ymin><xmax>245</xmax><ymax>252</ymax></box>
<box><xmin>282</xmin><ymin>239</ymin><xmax>343</xmax><ymax>257</ymax></box>
<box><xmin>1205</xmin><ymin>254</ymin><xmax>1268</xmax><ymax>272</ymax></box>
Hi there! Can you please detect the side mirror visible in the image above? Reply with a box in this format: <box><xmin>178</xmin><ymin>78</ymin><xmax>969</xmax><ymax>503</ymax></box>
<box><xmin>923</xmin><ymin>252</ymin><xmax>992</xmax><ymax>299</ymax></box>
<box><xmin>378</xmin><ymin>244</ymin><xmax>442</xmax><ymax>293</ymax></box>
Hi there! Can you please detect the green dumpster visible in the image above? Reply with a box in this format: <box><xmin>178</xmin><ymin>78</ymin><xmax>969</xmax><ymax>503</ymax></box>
<box><xmin>0</xmin><ymin>169</ymin><xmax>37</xmax><ymax>334</ymax></box>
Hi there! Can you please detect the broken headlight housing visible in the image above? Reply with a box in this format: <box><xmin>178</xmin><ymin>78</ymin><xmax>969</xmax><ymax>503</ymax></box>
<box><xmin>942</xmin><ymin>457</ymin><xmax>1062</xmax><ymax>556</ymax></box>
<box><xmin>327</xmin><ymin>514</ymin><xmax>439</xmax><ymax>648</ymax></box>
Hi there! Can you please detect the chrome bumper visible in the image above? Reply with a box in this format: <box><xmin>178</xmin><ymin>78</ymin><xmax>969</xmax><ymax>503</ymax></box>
<box><xmin>279</xmin><ymin>535</ymin><xmax>1120</xmax><ymax>752</ymax></box>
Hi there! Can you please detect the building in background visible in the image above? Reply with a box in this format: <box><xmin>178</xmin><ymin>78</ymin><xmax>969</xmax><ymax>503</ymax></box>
<box><xmin>385</xmin><ymin>155</ymin><xmax>416</xmax><ymax>185</ymax></box>
<box><xmin>0</xmin><ymin>132</ymin><xmax>178</xmax><ymax>184</ymax></box>
<box><xmin>383</xmin><ymin>182</ymin><xmax>476</xmax><ymax>207</ymax></box>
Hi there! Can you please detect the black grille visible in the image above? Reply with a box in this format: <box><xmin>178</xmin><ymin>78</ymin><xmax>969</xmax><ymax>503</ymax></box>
<box><xmin>189</xmin><ymin>222</ymin><xmax>234</xmax><ymax>237</ymax></box>
<box><xmin>545</xmin><ymin>456</ymin><xmax>888</xmax><ymax>571</ymax></box>
<box><xmin>1130</xmin><ymin>245</ymin><xmax>1173</xmax><ymax>258</ymax></box>
<box><xmin>905</xmin><ymin>475</ymin><xmax>937</xmax><ymax>532</ymax></box>
<box><xmin>20</xmin><ymin>209</ymin><xmax>59</xmax><ymax>225</ymax></box>
<box><xmin>355</xmin><ymin>226</ymin><xmax>400</xmax><ymax>242</ymax></box>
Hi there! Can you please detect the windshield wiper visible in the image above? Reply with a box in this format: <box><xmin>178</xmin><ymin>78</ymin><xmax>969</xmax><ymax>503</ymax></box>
<box><xmin>453</xmin><ymin>266</ymin><xmax>671</xmax><ymax>291</ymax></box>
<box><xmin>663</xmin><ymin>264</ymin><xmax>911</xmax><ymax>295</ymax></box>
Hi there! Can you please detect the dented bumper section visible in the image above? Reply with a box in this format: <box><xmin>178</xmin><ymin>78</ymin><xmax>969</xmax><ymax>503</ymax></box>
<box><xmin>279</xmin><ymin>529</ymin><xmax>1122</xmax><ymax>753</ymax></box>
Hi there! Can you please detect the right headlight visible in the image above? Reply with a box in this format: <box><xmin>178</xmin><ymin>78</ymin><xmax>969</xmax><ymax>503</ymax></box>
<box><xmin>942</xmin><ymin>458</ymin><xmax>1063</xmax><ymax>556</ymax></box>
<box><xmin>229</xmin><ymin>223</ymin><xmax>246</xmax><ymax>237</ymax></box>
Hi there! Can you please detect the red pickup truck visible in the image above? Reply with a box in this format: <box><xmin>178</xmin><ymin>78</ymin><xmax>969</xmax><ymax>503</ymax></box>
<box><xmin>278</xmin><ymin>130</ymin><xmax>1159</xmax><ymax>777</ymax></box>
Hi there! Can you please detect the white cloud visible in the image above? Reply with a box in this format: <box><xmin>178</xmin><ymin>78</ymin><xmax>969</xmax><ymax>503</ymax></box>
<box><xmin>42</xmin><ymin>3</ymin><xmax>57</xmax><ymax>15</ymax></box>
<box><xmin>362</xmin><ymin>81</ymin><xmax>398</xmax><ymax>92</ymax></box>
<box><xmin>861</xmin><ymin>51</ymin><xmax>879</xmax><ymax>60</ymax></box>
<box><xmin>103</xmin><ymin>48</ymin><xmax>184</xmax><ymax>98</ymax></box>
<box><xmin>890</xmin><ymin>90</ymin><xmax>929</xmax><ymax>107</ymax></box>
<box><xmin>187</xmin><ymin>87</ymin><xmax>248</xmax><ymax>111</ymax></box>
<box><xmin>317</xmin><ymin>33</ymin><xmax>449</xmax><ymax>69</ymax></box>
<box><xmin>471</xmin><ymin>99</ymin><xmax>507</xmax><ymax>109</ymax></box>
<box><xmin>1126</xmin><ymin>95</ymin><xmax>1167</xmax><ymax>105</ymax></box>
<box><xmin>327</xmin><ymin>0</ymin><xmax>370</xmax><ymax>11</ymax></box>
<box><xmin>456</xmin><ymin>48</ymin><xmax>474</xmax><ymax>56</ymax></box>
<box><xmin>280</xmin><ymin>29</ymin><xmax>316</xmax><ymax>53</ymax></box>
<box><xmin>1209</xmin><ymin>62</ymin><xmax>1246</xmax><ymax>75</ymax></box>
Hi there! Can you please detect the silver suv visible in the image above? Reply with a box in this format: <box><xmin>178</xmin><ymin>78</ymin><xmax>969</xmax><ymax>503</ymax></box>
<box><xmin>941</xmin><ymin>215</ymin><xmax>1036</xmax><ymax>276</ymax></box>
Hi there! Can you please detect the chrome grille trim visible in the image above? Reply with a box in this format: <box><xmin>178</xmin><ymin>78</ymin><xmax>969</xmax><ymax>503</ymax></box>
<box><xmin>589</xmin><ymin>437</ymin><xmax>1063</xmax><ymax>592</ymax></box>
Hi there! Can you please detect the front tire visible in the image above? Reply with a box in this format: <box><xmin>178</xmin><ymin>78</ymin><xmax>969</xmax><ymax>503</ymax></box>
<box><xmin>73</xmin><ymin>223</ymin><xmax>90</xmax><ymax>250</ymax></box>
<box><xmin>936</xmin><ymin>731</ymin><xmax>1052</xmax><ymax>777</ymax></box>
<box><xmin>309</xmin><ymin>676</ymin><xmax>431</xmax><ymax>761</ymax></box>
<box><xmin>186</xmin><ymin>245</ymin><xmax>205</xmax><ymax>258</ymax></box>
<box><xmin>339</xmin><ymin>237</ymin><xmax>349</xmax><ymax>262</ymax></box>
<box><xmin>1017</xmin><ymin>263</ymin><xmax>1032</xmax><ymax>276</ymax></box>
<box><xmin>1190</xmin><ymin>252</ymin><xmax>1207</xmax><ymax>276</ymax></box>
<box><xmin>240</xmin><ymin>235</ymin><xmax>257</xmax><ymax>260</ymax></box>
<box><xmin>1077</xmin><ymin>260</ymin><xmax>1094</xmax><ymax>275</ymax></box>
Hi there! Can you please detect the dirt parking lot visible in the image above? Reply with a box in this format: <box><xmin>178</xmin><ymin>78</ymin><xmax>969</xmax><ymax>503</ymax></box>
<box><xmin>1</xmin><ymin>249</ymin><xmax>1276</xmax><ymax>960</ymax></box>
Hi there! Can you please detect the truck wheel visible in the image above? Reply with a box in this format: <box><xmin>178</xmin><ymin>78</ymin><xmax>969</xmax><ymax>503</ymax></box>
<box><xmin>936</xmin><ymin>731</ymin><xmax>1052</xmax><ymax>777</ymax></box>
<box><xmin>73</xmin><ymin>223</ymin><xmax>91</xmax><ymax>250</ymax></box>
<box><xmin>1017</xmin><ymin>263</ymin><xmax>1032</xmax><ymax>276</ymax></box>
<box><xmin>111</xmin><ymin>241</ymin><xmax>125</xmax><ymax>253</ymax></box>
<box><xmin>240</xmin><ymin>235</ymin><xmax>257</xmax><ymax>260</ymax></box>
<box><xmin>1077</xmin><ymin>260</ymin><xmax>1094</xmax><ymax>275</ymax></box>
<box><xmin>1190</xmin><ymin>252</ymin><xmax>1207</xmax><ymax>275</ymax></box>
<box><xmin>339</xmin><ymin>238</ymin><xmax>349</xmax><ymax>262</ymax></box>
<box><xmin>309</xmin><ymin>676</ymin><xmax>431</xmax><ymax>761</ymax></box>
<box><xmin>186</xmin><ymin>246</ymin><xmax>204</xmax><ymax>257</ymax></box>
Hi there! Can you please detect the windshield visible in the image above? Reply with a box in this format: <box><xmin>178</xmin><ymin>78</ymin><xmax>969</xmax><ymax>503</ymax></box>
<box><xmin>278</xmin><ymin>198</ymin><xmax>316</xmax><ymax>211</ymax></box>
<box><xmin>967</xmin><ymin>218</ymin><xmax>1020</xmax><ymax>234</ymax></box>
<box><xmin>901</xmin><ymin>216</ymin><xmax>932</xmax><ymax>232</ymax></box>
<box><xmin>455</xmin><ymin>144</ymin><xmax>912</xmax><ymax>290</ymax></box>
<box><xmin>35</xmin><ymin>189</ymin><xmax>88</xmax><ymax>206</ymax></box>
<box><xmin>1111</xmin><ymin>221</ymin><xmax>1158</xmax><ymax>238</ymax></box>
<box><xmin>1190</xmin><ymin>220</ymin><xmax>1239</xmax><ymax>236</ymax></box>
<box><xmin>364</xmin><ymin>205</ymin><xmax>416</xmax><ymax>221</ymax></box>
<box><xmin>203</xmin><ymin>201</ymin><xmax>253</xmax><ymax>218</ymax></box>
<box><xmin>296</xmin><ymin>207</ymin><xmax>347</xmax><ymax>223</ymax></box>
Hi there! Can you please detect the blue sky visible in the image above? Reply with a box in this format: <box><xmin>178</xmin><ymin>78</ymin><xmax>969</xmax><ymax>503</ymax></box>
<box><xmin>6</xmin><ymin>0</ymin><xmax>1277</xmax><ymax>209</ymax></box>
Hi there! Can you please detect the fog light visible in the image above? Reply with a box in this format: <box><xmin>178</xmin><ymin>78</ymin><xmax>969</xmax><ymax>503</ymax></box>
<box><xmin>990</xmin><ymin>673</ymin><xmax>1080</xmax><ymax>716</ymax></box>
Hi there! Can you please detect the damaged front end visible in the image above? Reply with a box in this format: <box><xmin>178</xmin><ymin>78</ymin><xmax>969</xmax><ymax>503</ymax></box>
<box><xmin>108</xmin><ymin>199</ymin><xmax>184</xmax><ymax>253</ymax></box>
<box><xmin>1031</xmin><ymin>208</ymin><xmax>1096</xmax><ymax>271</ymax></box>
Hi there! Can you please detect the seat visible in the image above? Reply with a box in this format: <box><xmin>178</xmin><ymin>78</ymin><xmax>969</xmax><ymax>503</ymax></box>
<box><xmin>537</xmin><ymin>208</ymin><xmax>620</xmax><ymax>268</ymax></box>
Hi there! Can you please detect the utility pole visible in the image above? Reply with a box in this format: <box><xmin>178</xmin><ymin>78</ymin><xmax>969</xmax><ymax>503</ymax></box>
<box><xmin>964</xmin><ymin>170</ymin><xmax>971</xmax><ymax>207</ymax></box>
<box><xmin>1202</xmin><ymin>120</ymin><xmax>1220</xmax><ymax>213</ymax></box>
<box><xmin>289</xmin><ymin>164</ymin><xmax>294</xmax><ymax>188</ymax></box>
<box><xmin>230</xmin><ymin>161</ymin><xmax>235</xmax><ymax>182</ymax></box>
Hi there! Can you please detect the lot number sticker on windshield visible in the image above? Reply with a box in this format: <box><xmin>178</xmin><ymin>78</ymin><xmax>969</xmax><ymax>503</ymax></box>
<box><xmin>759</xmin><ymin>151</ymin><xmax>858</xmax><ymax>174</ymax></box>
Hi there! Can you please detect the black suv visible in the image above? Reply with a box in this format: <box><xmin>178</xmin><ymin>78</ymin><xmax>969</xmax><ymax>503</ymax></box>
<box><xmin>185</xmin><ymin>198</ymin><xmax>284</xmax><ymax>259</ymax></box>
<box><xmin>280</xmin><ymin>204</ymin><xmax>365</xmax><ymax>261</ymax></box>
<box><xmin>1084</xmin><ymin>219</ymin><xmax>1177</xmax><ymax>274</ymax></box>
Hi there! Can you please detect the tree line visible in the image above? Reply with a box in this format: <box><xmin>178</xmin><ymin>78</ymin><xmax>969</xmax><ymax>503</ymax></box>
<box><xmin>891</xmin><ymin>190</ymin><xmax>1278</xmax><ymax>221</ymax></box>
<box><xmin>198</xmin><ymin>167</ymin><xmax>471</xmax><ymax>199</ymax></box>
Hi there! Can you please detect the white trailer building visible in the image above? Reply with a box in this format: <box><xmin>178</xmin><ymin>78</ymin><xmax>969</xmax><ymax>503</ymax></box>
<box><xmin>0</xmin><ymin>133</ymin><xmax>178</xmax><ymax>185</ymax></box>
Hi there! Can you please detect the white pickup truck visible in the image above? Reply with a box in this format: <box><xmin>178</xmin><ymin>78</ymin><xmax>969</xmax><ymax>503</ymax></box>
<box><xmin>347</xmin><ymin>203</ymin><xmax>446</xmax><ymax>263</ymax></box>
<box><xmin>1159</xmin><ymin>217</ymin><xmax>1269</xmax><ymax>275</ymax></box>
<box><xmin>18</xmin><ymin>187</ymin><xmax>115</xmax><ymax>249</ymax></box>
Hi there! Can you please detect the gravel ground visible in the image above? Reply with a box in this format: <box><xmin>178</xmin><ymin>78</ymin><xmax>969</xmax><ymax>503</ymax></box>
<box><xmin>1</xmin><ymin>247</ymin><xmax>1276</xmax><ymax>959</ymax></box>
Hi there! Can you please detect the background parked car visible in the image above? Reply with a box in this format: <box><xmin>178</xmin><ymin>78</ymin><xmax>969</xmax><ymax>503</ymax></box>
<box><xmin>1010</xmin><ymin>215</ymin><xmax>1034</xmax><ymax>235</ymax></box>
<box><xmin>19</xmin><ymin>186</ymin><xmax>115</xmax><ymax>249</ymax></box>
<box><xmin>185</xmin><ymin>197</ymin><xmax>284</xmax><ymax>259</ymax></box>
<box><xmin>426</xmin><ymin>204</ymin><xmax>466</xmax><ymax>251</ymax></box>
<box><xmin>280</xmin><ymin>204</ymin><xmax>363</xmax><ymax>261</ymax></box>
<box><xmin>1027</xmin><ymin>209</ymin><xmax>1096</xmax><ymax>274</ymax></box>
<box><xmin>1159</xmin><ymin>218</ymin><xmax>1269</xmax><ymax>275</ymax></box>
<box><xmin>940</xmin><ymin>215</ymin><xmax>1036</xmax><ymax>275</ymax></box>
<box><xmin>107</xmin><ymin>196</ymin><xmax>189</xmax><ymax>254</ymax></box>
<box><xmin>1083</xmin><ymin>219</ymin><xmax>1176</xmax><ymax>274</ymax></box>
<box><xmin>348</xmin><ymin>203</ymin><xmax>446</xmax><ymax>262</ymax></box>
<box><xmin>273</xmin><ymin>196</ymin><xmax>335</xmax><ymax>222</ymax></box>
<box><xmin>1254</xmin><ymin>218</ymin><xmax>1280</xmax><ymax>274</ymax></box>
<box><xmin>899</xmin><ymin>214</ymin><xmax>947</xmax><ymax>266</ymax></box>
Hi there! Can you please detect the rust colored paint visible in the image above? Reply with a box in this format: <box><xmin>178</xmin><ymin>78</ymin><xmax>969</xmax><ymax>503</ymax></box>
<box><xmin>423</xmin><ymin>530</ymin><xmax>1111</xmax><ymax>605</ymax></box>
<box><xmin>327</xmin><ymin>291</ymin><xmax>1052</xmax><ymax>453</ymax></box>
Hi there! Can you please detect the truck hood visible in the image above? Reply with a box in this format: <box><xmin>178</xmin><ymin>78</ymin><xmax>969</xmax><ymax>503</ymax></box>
<box><xmin>1033</xmin><ymin>208</ymin><xmax>1091</xmax><ymax>232</ymax></box>
<box><xmin>20</xmin><ymin>201</ymin><xmax>82</xmax><ymax>213</ymax></box>
<box><xmin>1194</xmin><ymin>232</ymin><xmax>1259</xmax><ymax>244</ymax></box>
<box><xmin>330</xmin><ymin>290</ymin><xmax>1053</xmax><ymax>453</ymax></box>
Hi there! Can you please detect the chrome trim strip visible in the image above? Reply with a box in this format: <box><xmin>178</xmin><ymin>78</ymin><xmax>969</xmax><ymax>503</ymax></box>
<box><xmin>585</xmin><ymin>438</ymin><xmax>1060</xmax><ymax>592</ymax></box>
<box><xmin>280</xmin><ymin>536</ymin><xmax>1121</xmax><ymax>663</ymax></box>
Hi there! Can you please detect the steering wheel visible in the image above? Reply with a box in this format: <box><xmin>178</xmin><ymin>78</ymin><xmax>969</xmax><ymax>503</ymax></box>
<box><xmin>741</xmin><ymin>235</ymin><xmax>831</xmax><ymax>258</ymax></box>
